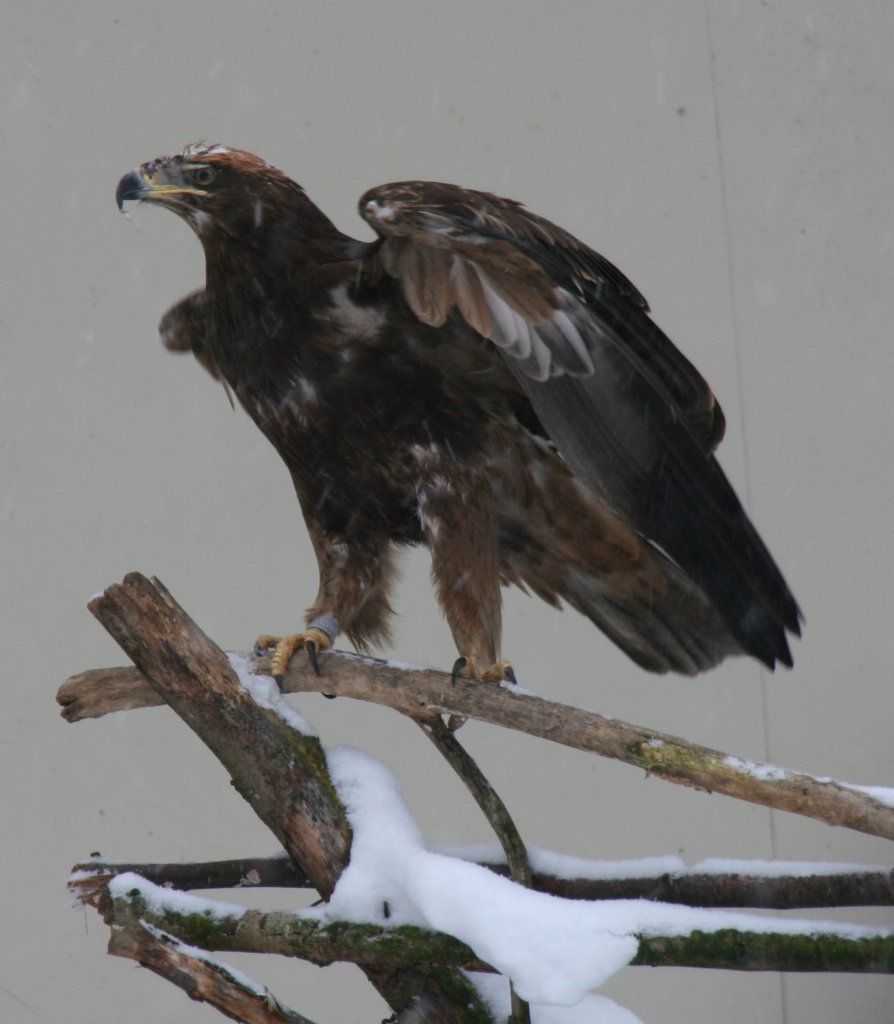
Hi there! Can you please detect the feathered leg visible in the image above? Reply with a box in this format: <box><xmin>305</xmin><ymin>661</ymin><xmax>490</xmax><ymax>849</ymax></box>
<box><xmin>417</xmin><ymin>473</ymin><xmax>510</xmax><ymax>681</ymax></box>
<box><xmin>258</xmin><ymin>521</ymin><xmax>398</xmax><ymax>679</ymax></box>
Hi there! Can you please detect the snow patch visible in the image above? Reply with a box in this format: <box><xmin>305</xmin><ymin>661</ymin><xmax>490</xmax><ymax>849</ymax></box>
<box><xmin>385</xmin><ymin>658</ymin><xmax>433</xmax><ymax>672</ymax></box>
<box><xmin>314</xmin><ymin>747</ymin><xmax>638</xmax><ymax>1003</ymax></box>
<box><xmin>843</xmin><ymin>783</ymin><xmax>894</xmax><ymax>808</ymax></box>
<box><xmin>312</xmin><ymin>747</ymin><xmax>894</xmax><ymax>1008</ymax></box>
<box><xmin>436</xmin><ymin>844</ymin><xmax>684</xmax><ymax>881</ymax></box>
<box><xmin>108</xmin><ymin>872</ymin><xmax>246</xmax><ymax>922</ymax></box>
<box><xmin>724</xmin><ymin>757</ymin><xmax>894</xmax><ymax>806</ymax></box>
<box><xmin>470</xmin><ymin>971</ymin><xmax>644</xmax><ymax>1024</ymax></box>
<box><xmin>692</xmin><ymin>858</ymin><xmax>891</xmax><ymax>877</ymax></box>
<box><xmin>228</xmin><ymin>653</ymin><xmax>317</xmax><ymax>736</ymax></box>
<box><xmin>723</xmin><ymin>755</ymin><xmax>788</xmax><ymax>781</ymax></box>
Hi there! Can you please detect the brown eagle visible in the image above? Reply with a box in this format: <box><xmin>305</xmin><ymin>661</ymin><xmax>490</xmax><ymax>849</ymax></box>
<box><xmin>116</xmin><ymin>144</ymin><xmax>800</xmax><ymax>681</ymax></box>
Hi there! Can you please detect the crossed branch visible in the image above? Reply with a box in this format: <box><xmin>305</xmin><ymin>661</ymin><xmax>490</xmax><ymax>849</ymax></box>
<box><xmin>59</xmin><ymin>573</ymin><xmax>894</xmax><ymax>1023</ymax></box>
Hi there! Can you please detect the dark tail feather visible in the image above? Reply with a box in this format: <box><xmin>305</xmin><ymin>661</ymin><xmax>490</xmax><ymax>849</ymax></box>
<box><xmin>560</xmin><ymin>559</ymin><xmax>744</xmax><ymax>676</ymax></box>
<box><xmin>645</xmin><ymin>446</ymin><xmax>802</xmax><ymax>670</ymax></box>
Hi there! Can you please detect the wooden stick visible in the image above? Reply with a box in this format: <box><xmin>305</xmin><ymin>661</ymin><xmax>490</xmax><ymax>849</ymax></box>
<box><xmin>108</xmin><ymin>910</ymin><xmax>318</xmax><ymax>1024</ymax></box>
<box><xmin>417</xmin><ymin>717</ymin><xmax>532</xmax><ymax>1024</ymax></box>
<box><xmin>59</xmin><ymin>643</ymin><xmax>894</xmax><ymax>843</ymax></box>
<box><xmin>70</xmin><ymin>855</ymin><xmax>894</xmax><ymax>910</ymax></box>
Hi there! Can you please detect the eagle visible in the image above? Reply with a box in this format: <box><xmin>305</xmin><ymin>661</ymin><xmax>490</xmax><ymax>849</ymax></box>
<box><xmin>116</xmin><ymin>144</ymin><xmax>800</xmax><ymax>682</ymax></box>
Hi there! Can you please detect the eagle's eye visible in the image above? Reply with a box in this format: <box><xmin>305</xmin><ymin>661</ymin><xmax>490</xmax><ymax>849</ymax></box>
<box><xmin>189</xmin><ymin>166</ymin><xmax>216</xmax><ymax>188</ymax></box>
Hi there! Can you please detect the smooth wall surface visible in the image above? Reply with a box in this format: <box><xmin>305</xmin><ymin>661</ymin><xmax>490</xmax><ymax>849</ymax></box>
<box><xmin>3</xmin><ymin>2</ymin><xmax>893</xmax><ymax>1021</ymax></box>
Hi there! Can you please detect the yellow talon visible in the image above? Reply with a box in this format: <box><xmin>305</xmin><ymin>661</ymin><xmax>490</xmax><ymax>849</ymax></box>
<box><xmin>255</xmin><ymin>627</ymin><xmax>333</xmax><ymax>679</ymax></box>
<box><xmin>482</xmin><ymin>659</ymin><xmax>516</xmax><ymax>683</ymax></box>
<box><xmin>451</xmin><ymin>657</ymin><xmax>516</xmax><ymax>684</ymax></box>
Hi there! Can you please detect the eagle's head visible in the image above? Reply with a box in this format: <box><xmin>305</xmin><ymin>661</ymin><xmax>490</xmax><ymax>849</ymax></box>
<box><xmin>116</xmin><ymin>143</ymin><xmax>301</xmax><ymax>241</ymax></box>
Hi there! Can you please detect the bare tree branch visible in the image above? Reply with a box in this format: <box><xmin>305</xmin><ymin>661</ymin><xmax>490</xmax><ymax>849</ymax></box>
<box><xmin>417</xmin><ymin>717</ymin><xmax>532</xmax><ymax>1023</ymax></box>
<box><xmin>70</xmin><ymin>856</ymin><xmax>311</xmax><ymax>891</ymax></box>
<box><xmin>418</xmin><ymin>718</ymin><xmax>532</xmax><ymax>888</ymax></box>
<box><xmin>527</xmin><ymin>865</ymin><xmax>894</xmax><ymax>910</ymax></box>
<box><xmin>69</xmin><ymin>856</ymin><xmax>894</xmax><ymax>910</ymax></box>
<box><xmin>59</xmin><ymin>665</ymin><xmax>157</xmax><ymax>718</ymax></box>
<box><xmin>59</xmin><ymin>645</ymin><xmax>894</xmax><ymax>843</ymax></box>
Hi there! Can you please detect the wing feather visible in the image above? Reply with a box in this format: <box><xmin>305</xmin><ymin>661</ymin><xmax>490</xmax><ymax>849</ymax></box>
<box><xmin>451</xmin><ymin>258</ymin><xmax>492</xmax><ymax>336</ymax></box>
<box><xmin>361</xmin><ymin>182</ymin><xmax>721</xmax><ymax>449</ymax></box>
<box><xmin>359</xmin><ymin>180</ymin><xmax>800</xmax><ymax>667</ymax></box>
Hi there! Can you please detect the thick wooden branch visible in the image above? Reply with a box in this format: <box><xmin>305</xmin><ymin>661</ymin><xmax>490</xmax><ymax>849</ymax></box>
<box><xmin>59</xmin><ymin>644</ymin><xmax>894</xmax><ymax>843</ymax></box>
<box><xmin>85</xmin><ymin>573</ymin><xmax>350</xmax><ymax>898</ymax></box>
<box><xmin>108</xmin><ymin>907</ymin><xmax>318</xmax><ymax>1024</ymax></box>
<box><xmin>89</xmin><ymin>875</ymin><xmax>894</xmax><ymax>975</ymax></box>
<box><xmin>70</xmin><ymin>855</ymin><xmax>894</xmax><ymax>910</ymax></box>
<box><xmin>80</xmin><ymin>573</ymin><xmax>494</xmax><ymax>1024</ymax></box>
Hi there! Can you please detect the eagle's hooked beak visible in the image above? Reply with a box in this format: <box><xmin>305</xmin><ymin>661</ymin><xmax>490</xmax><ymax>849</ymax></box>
<box><xmin>115</xmin><ymin>165</ymin><xmax>208</xmax><ymax>211</ymax></box>
<box><xmin>116</xmin><ymin>168</ymin><xmax>147</xmax><ymax>210</ymax></box>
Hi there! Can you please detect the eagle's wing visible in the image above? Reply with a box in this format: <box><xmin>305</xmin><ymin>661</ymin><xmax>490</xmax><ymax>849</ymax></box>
<box><xmin>359</xmin><ymin>182</ymin><xmax>724</xmax><ymax>447</ymax></box>
<box><xmin>158</xmin><ymin>288</ymin><xmax>224</xmax><ymax>382</ymax></box>
<box><xmin>359</xmin><ymin>181</ymin><xmax>800</xmax><ymax>668</ymax></box>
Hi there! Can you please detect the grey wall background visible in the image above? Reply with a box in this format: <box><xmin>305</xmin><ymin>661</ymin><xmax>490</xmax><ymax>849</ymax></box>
<box><xmin>3</xmin><ymin>2</ymin><xmax>893</xmax><ymax>1021</ymax></box>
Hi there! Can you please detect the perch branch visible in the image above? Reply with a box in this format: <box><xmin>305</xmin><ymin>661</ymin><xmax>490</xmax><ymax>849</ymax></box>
<box><xmin>59</xmin><ymin>646</ymin><xmax>894</xmax><ymax>843</ymax></box>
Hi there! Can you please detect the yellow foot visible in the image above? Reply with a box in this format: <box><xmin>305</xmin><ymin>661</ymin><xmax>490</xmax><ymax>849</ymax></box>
<box><xmin>255</xmin><ymin>627</ymin><xmax>332</xmax><ymax>680</ymax></box>
<box><xmin>450</xmin><ymin>657</ymin><xmax>517</xmax><ymax>685</ymax></box>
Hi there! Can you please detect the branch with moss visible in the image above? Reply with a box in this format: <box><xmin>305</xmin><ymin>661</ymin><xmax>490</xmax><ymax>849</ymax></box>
<box><xmin>79</xmin><ymin>870</ymin><xmax>894</xmax><ymax>976</ymax></box>
<box><xmin>59</xmin><ymin>637</ymin><xmax>894</xmax><ymax>844</ymax></box>
<box><xmin>108</xmin><ymin>905</ymin><xmax>318</xmax><ymax>1024</ymax></box>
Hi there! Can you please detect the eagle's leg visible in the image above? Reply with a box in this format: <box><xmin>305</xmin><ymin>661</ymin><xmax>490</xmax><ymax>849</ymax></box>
<box><xmin>418</xmin><ymin>479</ymin><xmax>510</xmax><ymax>682</ymax></box>
<box><xmin>257</xmin><ymin>523</ymin><xmax>398</xmax><ymax>680</ymax></box>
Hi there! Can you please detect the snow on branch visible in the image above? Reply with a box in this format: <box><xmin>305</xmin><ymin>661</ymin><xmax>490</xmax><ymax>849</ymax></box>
<box><xmin>74</xmin><ymin>865</ymin><xmax>894</xmax><ymax>997</ymax></box>
<box><xmin>61</xmin><ymin>574</ymin><xmax>894</xmax><ymax>1023</ymax></box>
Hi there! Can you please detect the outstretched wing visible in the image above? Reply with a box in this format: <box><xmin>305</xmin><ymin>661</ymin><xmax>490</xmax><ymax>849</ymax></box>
<box><xmin>358</xmin><ymin>181</ymin><xmax>800</xmax><ymax>668</ymax></box>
